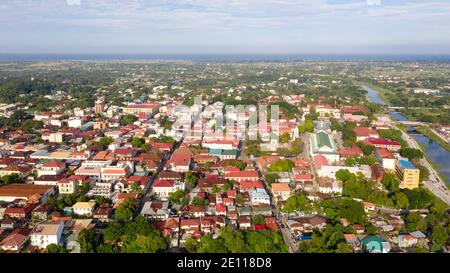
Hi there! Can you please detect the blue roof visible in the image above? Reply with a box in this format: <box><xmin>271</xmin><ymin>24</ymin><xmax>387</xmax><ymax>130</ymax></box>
<box><xmin>209</xmin><ymin>149</ymin><xmax>223</xmax><ymax>155</ymax></box>
<box><xmin>399</xmin><ymin>159</ymin><xmax>415</xmax><ymax>169</ymax></box>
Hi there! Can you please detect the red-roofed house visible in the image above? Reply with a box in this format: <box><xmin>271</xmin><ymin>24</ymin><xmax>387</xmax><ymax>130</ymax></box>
<box><xmin>127</xmin><ymin>176</ymin><xmax>150</xmax><ymax>189</ymax></box>
<box><xmin>38</xmin><ymin>161</ymin><xmax>66</xmax><ymax>176</ymax></box>
<box><xmin>239</xmin><ymin>180</ymin><xmax>265</xmax><ymax>191</ymax></box>
<box><xmin>364</xmin><ymin>138</ymin><xmax>401</xmax><ymax>152</ymax></box>
<box><xmin>0</xmin><ymin>228</ymin><xmax>31</xmax><ymax>252</ymax></box>
<box><xmin>338</xmin><ymin>145</ymin><xmax>364</xmax><ymax>158</ymax></box>
<box><xmin>224</xmin><ymin>170</ymin><xmax>259</xmax><ymax>182</ymax></box>
<box><xmin>151</xmin><ymin>179</ymin><xmax>185</xmax><ymax>199</ymax></box>
<box><xmin>215</xmin><ymin>203</ymin><xmax>227</xmax><ymax>216</ymax></box>
<box><xmin>313</xmin><ymin>155</ymin><xmax>328</xmax><ymax>170</ymax></box>
<box><xmin>353</xmin><ymin>127</ymin><xmax>379</xmax><ymax>141</ymax></box>
<box><xmin>166</xmin><ymin>154</ymin><xmax>191</xmax><ymax>172</ymax></box>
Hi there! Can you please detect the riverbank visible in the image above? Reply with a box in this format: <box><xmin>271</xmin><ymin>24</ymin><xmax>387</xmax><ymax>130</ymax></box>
<box><xmin>415</xmin><ymin>125</ymin><xmax>450</xmax><ymax>152</ymax></box>
<box><xmin>356</xmin><ymin>81</ymin><xmax>391</xmax><ymax>103</ymax></box>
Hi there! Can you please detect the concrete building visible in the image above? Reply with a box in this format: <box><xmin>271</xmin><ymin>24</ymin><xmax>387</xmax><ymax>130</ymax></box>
<box><xmin>309</xmin><ymin>132</ymin><xmax>339</xmax><ymax>162</ymax></box>
<box><xmin>395</xmin><ymin>159</ymin><xmax>420</xmax><ymax>190</ymax></box>
<box><xmin>30</xmin><ymin>221</ymin><xmax>64</xmax><ymax>249</ymax></box>
<box><xmin>375</xmin><ymin>148</ymin><xmax>396</xmax><ymax>171</ymax></box>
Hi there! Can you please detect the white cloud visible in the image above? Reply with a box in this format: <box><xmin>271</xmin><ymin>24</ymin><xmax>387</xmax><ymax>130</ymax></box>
<box><xmin>367</xmin><ymin>0</ymin><xmax>381</xmax><ymax>6</ymax></box>
<box><xmin>66</xmin><ymin>0</ymin><xmax>81</xmax><ymax>6</ymax></box>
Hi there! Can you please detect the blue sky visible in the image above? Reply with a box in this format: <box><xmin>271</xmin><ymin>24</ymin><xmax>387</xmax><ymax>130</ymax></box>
<box><xmin>1</xmin><ymin>0</ymin><xmax>450</xmax><ymax>54</ymax></box>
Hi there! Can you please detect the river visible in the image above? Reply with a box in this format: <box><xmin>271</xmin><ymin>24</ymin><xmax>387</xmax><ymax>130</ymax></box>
<box><xmin>363</xmin><ymin>85</ymin><xmax>450</xmax><ymax>183</ymax></box>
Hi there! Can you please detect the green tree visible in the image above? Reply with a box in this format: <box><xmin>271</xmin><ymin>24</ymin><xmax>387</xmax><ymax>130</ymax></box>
<box><xmin>104</xmin><ymin>221</ymin><xmax>124</xmax><ymax>243</ymax></box>
<box><xmin>415</xmin><ymin>163</ymin><xmax>430</xmax><ymax>182</ymax></box>
<box><xmin>279</xmin><ymin>133</ymin><xmax>291</xmax><ymax>143</ymax></box>
<box><xmin>252</xmin><ymin>214</ymin><xmax>265</xmax><ymax>225</ymax></box>
<box><xmin>400</xmin><ymin>148</ymin><xmax>423</xmax><ymax>161</ymax></box>
<box><xmin>115</xmin><ymin>198</ymin><xmax>137</xmax><ymax>221</ymax></box>
<box><xmin>224</xmin><ymin>160</ymin><xmax>246</xmax><ymax>170</ymax></box>
<box><xmin>46</xmin><ymin>243</ymin><xmax>68</xmax><ymax>253</ymax></box>
<box><xmin>131</xmin><ymin>137</ymin><xmax>146</xmax><ymax>148</ymax></box>
<box><xmin>299</xmin><ymin>225</ymin><xmax>347</xmax><ymax>253</ymax></box>
<box><xmin>1</xmin><ymin>174</ymin><xmax>23</xmax><ymax>184</ymax></box>
<box><xmin>381</xmin><ymin>173</ymin><xmax>401</xmax><ymax>193</ymax></box>
<box><xmin>245</xmin><ymin>230</ymin><xmax>288</xmax><ymax>253</ymax></box>
<box><xmin>130</xmin><ymin>182</ymin><xmax>143</xmax><ymax>194</ymax></box>
<box><xmin>264</xmin><ymin>173</ymin><xmax>280</xmax><ymax>185</ymax></box>
<box><xmin>197</xmin><ymin>235</ymin><xmax>228</xmax><ymax>253</ymax></box>
<box><xmin>335</xmin><ymin>169</ymin><xmax>354</xmax><ymax>183</ymax></box>
<box><xmin>357</xmin><ymin>141</ymin><xmax>375</xmax><ymax>156</ymax></box>
<box><xmin>299</xmin><ymin>118</ymin><xmax>314</xmax><ymax>133</ymax></box>
<box><xmin>204</xmin><ymin>161</ymin><xmax>212</xmax><ymax>172</ymax></box>
<box><xmin>431</xmin><ymin>225</ymin><xmax>448</xmax><ymax>252</ymax></box>
<box><xmin>184</xmin><ymin>237</ymin><xmax>199</xmax><ymax>253</ymax></box>
<box><xmin>339</xmin><ymin>199</ymin><xmax>366</xmax><ymax>225</ymax></box>
<box><xmin>122</xmin><ymin>234</ymin><xmax>167</xmax><ymax>253</ymax></box>
<box><xmin>220</xmin><ymin>226</ymin><xmax>248</xmax><ymax>253</ymax></box>
<box><xmin>405</xmin><ymin>211</ymin><xmax>427</xmax><ymax>232</ymax></box>
<box><xmin>283</xmin><ymin>193</ymin><xmax>311</xmax><ymax>213</ymax></box>
<box><xmin>121</xmin><ymin>114</ymin><xmax>138</xmax><ymax>125</ymax></box>
<box><xmin>235</xmin><ymin>194</ymin><xmax>244</xmax><ymax>206</ymax></box>
<box><xmin>185</xmin><ymin>172</ymin><xmax>199</xmax><ymax>188</ymax></box>
<box><xmin>393</xmin><ymin>192</ymin><xmax>409</xmax><ymax>209</ymax></box>
<box><xmin>267</xmin><ymin>159</ymin><xmax>295</xmax><ymax>172</ymax></box>
<box><xmin>98</xmin><ymin>137</ymin><xmax>114</xmax><ymax>147</ymax></box>
<box><xmin>336</xmin><ymin>242</ymin><xmax>354</xmax><ymax>253</ymax></box>
<box><xmin>191</xmin><ymin>196</ymin><xmax>209</xmax><ymax>205</ymax></box>
<box><xmin>77</xmin><ymin>228</ymin><xmax>101</xmax><ymax>253</ymax></box>
<box><xmin>169</xmin><ymin>190</ymin><xmax>186</xmax><ymax>205</ymax></box>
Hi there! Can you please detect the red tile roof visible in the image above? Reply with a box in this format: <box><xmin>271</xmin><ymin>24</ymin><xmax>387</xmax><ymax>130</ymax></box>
<box><xmin>152</xmin><ymin>179</ymin><xmax>175</xmax><ymax>188</ymax></box>
<box><xmin>224</xmin><ymin>170</ymin><xmax>259</xmax><ymax>179</ymax></box>
<box><xmin>353</xmin><ymin>127</ymin><xmax>378</xmax><ymax>137</ymax></box>
<box><xmin>376</xmin><ymin>147</ymin><xmax>395</xmax><ymax>159</ymax></box>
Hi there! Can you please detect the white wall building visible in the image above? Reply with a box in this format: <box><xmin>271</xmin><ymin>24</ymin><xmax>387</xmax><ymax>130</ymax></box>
<box><xmin>30</xmin><ymin>222</ymin><xmax>64</xmax><ymax>249</ymax></box>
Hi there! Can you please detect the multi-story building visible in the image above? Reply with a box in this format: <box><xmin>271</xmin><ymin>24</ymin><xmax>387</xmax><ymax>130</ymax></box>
<box><xmin>375</xmin><ymin>147</ymin><xmax>396</xmax><ymax>171</ymax></box>
<box><xmin>58</xmin><ymin>178</ymin><xmax>77</xmax><ymax>194</ymax></box>
<box><xmin>395</xmin><ymin>159</ymin><xmax>420</xmax><ymax>190</ymax></box>
<box><xmin>37</xmin><ymin>161</ymin><xmax>65</xmax><ymax>176</ymax></box>
<box><xmin>72</xmin><ymin>201</ymin><xmax>96</xmax><ymax>216</ymax></box>
<box><xmin>30</xmin><ymin>222</ymin><xmax>64</xmax><ymax>249</ymax></box>
<box><xmin>123</xmin><ymin>102</ymin><xmax>160</xmax><ymax>115</ymax></box>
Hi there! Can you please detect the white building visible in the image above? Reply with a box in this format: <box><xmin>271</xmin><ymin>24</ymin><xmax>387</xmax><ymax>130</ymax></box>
<box><xmin>48</xmin><ymin>132</ymin><xmax>65</xmax><ymax>143</ymax></box>
<box><xmin>72</xmin><ymin>201</ymin><xmax>96</xmax><ymax>216</ymax></box>
<box><xmin>250</xmin><ymin>188</ymin><xmax>271</xmax><ymax>205</ymax></box>
<box><xmin>68</xmin><ymin>118</ymin><xmax>83</xmax><ymax>128</ymax></box>
<box><xmin>101</xmin><ymin>163</ymin><xmax>131</xmax><ymax>181</ymax></box>
<box><xmin>151</xmin><ymin>179</ymin><xmax>185</xmax><ymax>199</ymax></box>
<box><xmin>309</xmin><ymin>132</ymin><xmax>340</xmax><ymax>162</ymax></box>
<box><xmin>58</xmin><ymin>178</ymin><xmax>77</xmax><ymax>194</ymax></box>
<box><xmin>375</xmin><ymin>148</ymin><xmax>396</xmax><ymax>171</ymax></box>
<box><xmin>30</xmin><ymin>222</ymin><xmax>64</xmax><ymax>249</ymax></box>
<box><xmin>318</xmin><ymin>165</ymin><xmax>371</xmax><ymax>179</ymax></box>
<box><xmin>37</xmin><ymin>161</ymin><xmax>65</xmax><ymax>176</ymax></box>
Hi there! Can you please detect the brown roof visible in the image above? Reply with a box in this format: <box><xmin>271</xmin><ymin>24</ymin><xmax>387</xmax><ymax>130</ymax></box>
<box><xmin>0</xmin><ymin>184</ymin><xmax>53</xmax><ymax>198</ymax></box>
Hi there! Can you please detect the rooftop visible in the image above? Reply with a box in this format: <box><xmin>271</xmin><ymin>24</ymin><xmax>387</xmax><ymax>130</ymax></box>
<box><xmin>398</xmin><ymin>160</ymin><xmax>416</xmax><ymax>170</ymax></box>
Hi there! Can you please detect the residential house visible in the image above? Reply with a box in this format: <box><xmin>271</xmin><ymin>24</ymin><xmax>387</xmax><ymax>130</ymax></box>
<box><xmin>72</xmin><ymin>201</ymin><xmax>96</xmax><ymax>216</ymax></box>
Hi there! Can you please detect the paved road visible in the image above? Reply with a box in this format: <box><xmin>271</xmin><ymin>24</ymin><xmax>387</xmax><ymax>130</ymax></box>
<box><xmin>138</xmin><ymin>139</ymin><xmax>182</xmax><ymax>211</ymax></box>
<box><xmin>395</xmin><ymin>124</ymin><xmax>450</xmax><ymax>205</ymax></box>
<box><xmin>253</xmin><ymin>155</ymin><xmax>299</xmax><ymax>253</ymax></box>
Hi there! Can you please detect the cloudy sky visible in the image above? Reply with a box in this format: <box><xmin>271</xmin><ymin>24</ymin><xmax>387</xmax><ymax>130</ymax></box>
<box><xmin>1</xmin><ymin>0</ymin><xmax>450</xmax><ymax>54</ymax></box>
